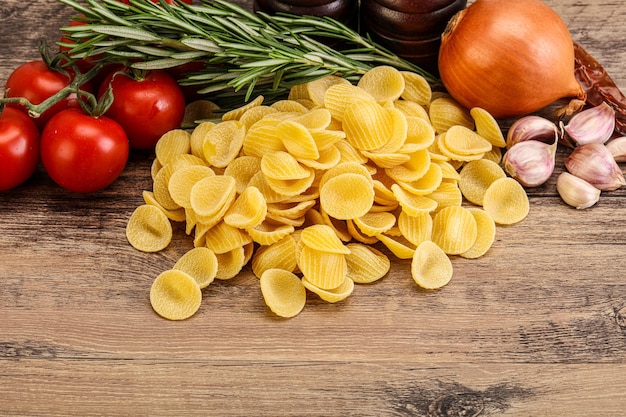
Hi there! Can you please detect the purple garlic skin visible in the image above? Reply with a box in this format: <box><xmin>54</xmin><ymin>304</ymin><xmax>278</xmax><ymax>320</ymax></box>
<box><xmin>564</xmin><ymin>102</ymin><xmax>616</xmax><ymax>146</ymax></box>
<box><xmin>565</xmin><ymin>143</ymin><xmax>625</xmax><ymax>191</ymax></box>
<box><xmin>507</xmin><ymin>115</ymin><xmax>560</xmax><ymax>148</ymax></box>
<box><xmin>502</xmin><ymin>139</ymin><xmax>557</xmax><ymax>187</ymax></box>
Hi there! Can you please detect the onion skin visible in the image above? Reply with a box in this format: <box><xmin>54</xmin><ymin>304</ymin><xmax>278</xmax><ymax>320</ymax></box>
<box><xmin>438</xmin><ymin>0</ymin><xmax>586</xmax><ymax>118</ymax></box>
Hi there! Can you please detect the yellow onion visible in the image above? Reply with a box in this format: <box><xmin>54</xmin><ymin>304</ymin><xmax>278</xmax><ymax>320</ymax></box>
<box><xmin>438</xmin><ymin>0</ymin><xmax>586</xmax><ymax>118</ymax></box>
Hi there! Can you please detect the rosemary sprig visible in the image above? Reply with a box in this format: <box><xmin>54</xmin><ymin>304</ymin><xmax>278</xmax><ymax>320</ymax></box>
<box><xmin>57</xmin><ymin>0</ymin><xmax>440</xmax><ymax>107</ymax></box>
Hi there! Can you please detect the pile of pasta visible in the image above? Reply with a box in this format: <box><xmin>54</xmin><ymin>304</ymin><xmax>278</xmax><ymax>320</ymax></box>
<box><xmin>125</xmin><ymin>65</ymin><xmax>530</xmax><ymax>320</ymax></box>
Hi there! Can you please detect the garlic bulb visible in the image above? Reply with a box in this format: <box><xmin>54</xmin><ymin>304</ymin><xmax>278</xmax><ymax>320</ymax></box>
<box><xmin>556</xmin><ymin>172</ymin><xmax>601</xmax><ymax>209</ymax></box>
<box><xmin>502</xmin><ymin>138</ymin><xmax>557</xmax><ymax>187</ymax></box>
<box><xmin>564</xmin><ymin>143</ymin><xmax>625</xmax><ymax>191</ymax></box>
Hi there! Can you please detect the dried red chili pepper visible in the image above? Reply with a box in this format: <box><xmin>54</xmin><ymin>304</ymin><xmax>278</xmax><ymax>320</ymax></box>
<box><xmin>574</xmin><ymin>42</ymin><xmax>626</xmax><ymax>136</ymax></box>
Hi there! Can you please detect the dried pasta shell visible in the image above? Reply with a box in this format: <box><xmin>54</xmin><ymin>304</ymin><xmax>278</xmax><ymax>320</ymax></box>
<box><xmin>300</xmin><ymin>224</ymin><xmax>350</xmax><ymax>254</ymax></box>
<box><xmin>443</xmin><ymin>125</ymin><xmax>492</xmax><ymax>156</ymax></box>
<box><xmin>482</xmin><ymin>177</ymin><xmax>530</xmax><ymax>225</ymax></box>
<box><xmin>323</xmin><ymin>83</ymin><xmax>375</xmax><ymax>122</ymax></box>
<box><xmin>142</xmin><ymin>190</ymin><xmax>186</xmax><ymax>222</ymax></box>
<box><xmin>302</xmin><ymin>275</ymin><xmax>354</xmax><ymax>303</ymax></box>
<box><xmin>431</xmin><ymin>206</ymin><xmax>478</xmax><ymax>255</ymax></box>
<box><xmin>150</xmin><ymin>269</ymin><xmax>202</xmax><ymax>320</ymax></box>
<box><xmin>309</xmin><ymin>129</ymin><xmax>345</xmax><ymax>151</ymax></box>
<box><xmin>362</xmin><ymin>150</ymin><xmax>410</xmax><ymax>169</ymax></box>
<box><xmin>307</xmin><ymin>75</ymin><xmax>351</xmax><ymax>107</ymax></box>
<box><xmin>168</xmin><ymin>164</ymin><xmax>215</xmax><ymax>209</ymax></box>
<box><xmin>182</xmin><ymin>99</ymin><xmax>219</xmax><ymax>127</ymax></box>
<box><xmin>391</xmin><ymin>183</ymin><xmax>438</xmax><ymax>216</ymax></box>
<box><xmin>189</xmin><ymin>175</ymin><xmax>237</xmax><ymax>219</ymax></box>
<box><xmin>372</xmin><ymin>107</ymin><xmax>409</xmax><ymax>154</ymax></box>
<box><xmin>221</xmin><ymin>95</ymin><xmax>264</xmax><ymax>121</ymax></box>
<box><xmin>260</xmin><ymin>269</ymin><xmax>306</xmax><ymax>318</ymax></box>
<box><xmin>426</xmin><ymin>182</ymin><xmax>462</xmax><ymax>212</ymax></box>
<box><xmin>251</xmin><ymin>235</ymin><xmax>297</xmax><ymax>278</ymax></box>
<box><xmin>335</xmin><ymin>140</ymin><xmax>369</xmax><ymax>165</ymax></box>
<box><xmin>346</xmin><ymin>219</ymin><xmax>379</xmax><ymax>244</ymax></box>
<box><xmin>224</xmin><ymin>155</ymin><xmax>262</xmax><ymax>194</ymax></box>
<box><xmin>460</xmin><ymin>208</ymin><xmax>496</xmax><ymax>259</ymax></box>
<box><xmin>276</xmin><ymin>120</ymin><xmax>320</xmax><ymax>160</ymax></box>
<box><xmin>394</xmin><ymin>99</ymin><xmax>430</xmax><ymax>121</ymax></box>
<box><xmin>189</xmin><ymin>121</ymin><xmax>214</xmax><ymax>162</ymax></box>
<box><xmin>429</xmin><ymin>96</ymin><xmax>474</xmax><ymax>134</ymax></box>
<box><xmin>319</xmin><ymin>161</ymin><xmax>372</xmax><ymax>190</ymax></box>
<box><xmin>248</xmin><ymin>171</ymin><xmax>290</xmax><ymax>204</ymax></box>
<box><xmin>293</xmin><ymin>108</ymin><xmax>332</xmax><ymax>130</ymax></box>
<box><xmin>357</xmin><ymin>65</ymin><xmax>405</xmax><ymax>103</ymax></box>
<box><xmin>385</xmin><ymin>149</ymin><xmax>431</xmax><ymax>183</ymax></box>
<box><xmin>345</xmin><ymin>243</ymin><xmax>390</xmax><ymax>284</ymax></box>
<box><xmin>298</xmin><ymin>145</ymin><xmax>341</xmax><ymax>170</ymax></box>
<box><xmin>401</xmin><ymin>116</ymin><xmax>436</xmax><ymax>153</ymax></box>
<box><xmin>411</xmin><ymin>240</ymin><xmax>453</xmax><ymax>290</ymax></box>
<box><xmin>470</xmin><ymin>107</ymin><xmax>506</xmax><ymax>148</ymax></box>
<box><xmin>398</xmin><ymin>210</ymin><xmax>433</xmax><ymax>246</ymax></box>
<box><xmin>264</xmin><ymin>169</ymin><xmax>316</xmax><ymax>197</ymax></box>
<box><xmin>224</xmin><ymin>186</ymin><xmax>267</xmax><ymax>229</ymax></box>
<box><xmin>261</xmin><ymin>151</ymin><xmax>312</xmax><ymax>180</ymax></box>
<box><xmin>215</xmin><ymin>246</ymin><xmax>247</xmax><ymax>280</ymax></box>
<box><xmin>458</xmin><ymin>159</ymin><xmax>506</xmax><ymax>206</ymax></box>
<box><xmin>155</xmin><ymin>129</ymin><xmax>191</xmax><ymax>166</ymax></box>
<box><xmin>126</xmin><ymin>204</ymin><xmax>173</xmax><ymax>253</ymax></box>
<box><xmin>243</xmin><ymin>118</ymin><xmax>286</xmax><ymax>157</ymax></box>
<box><xmin>173</xmin><ymin>247</ymin><xmax>218</xmax><ymax>289</ymax></box>
<box><xmin>343</xmin><ymin>99</ymin><xmax>394</xmax><ymax>151</ymax></box>
<box><xmin>203</xmin><ymin>120</ymin><xmax>245</xmax><ymax>168</ymax></box>
<box><xmin>247</xmin><ymin>222</ymin><xmax>295</xmax><ymax>246</ymax></box>
<box><xmin>400</xmin><ymin>71</ymin><xmax>432</xmax><ymax>105</ymax></box>
<box><xmin>320</xmin><ymin>207</ymin><xmax>352</xmax><ymax>242</ymax></box>
<box><xmin>298</xmin><ymin>245</ymin><xmax>347</xmax><ymax>290</ymax></box>
<box><xmin>435</xmin><ymin>160</ymin><xmax>462</xmax><ymax>182</ymax></box>
<box><xmin>396</xmin><ymin>162</ymin><xmax>442</xmax><ymax>196</ymax></box>
<box><xmin>353</xmin><ymin>211</ymin><xmax>397</xmax><ymax>237</ymax></box>
<box><xmin>270</xmin><ymin>99</ymin><xmax>309</xmax><ymax>114</ymax></box>
<box><xmin>204</xmin><ymin>221</ymin><xmax>253</xmax><ymax>254</ymax></box>
<box><xmin>239</xmin><ymin>105</ymin><xmax>278</xmax><ymax>130</ymax></box>
<box><xmin>155</xmin><ymin>154</ymin><xmax>208</xmax><ymax>210</ymax></box>
<box><xmin>376</xmin><ymin>233</ymin><xmax>416</xmax><ymax>259</ymax></box>
<box><xmin>320</xmin><ymin>173</ymin><xmax>375</xmax><ymax>220</ymax></box>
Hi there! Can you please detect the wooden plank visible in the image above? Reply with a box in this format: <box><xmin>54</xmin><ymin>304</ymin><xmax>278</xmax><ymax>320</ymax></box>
<box><xmin>1</xmin><ymin>360</ymin><xmax>625</xmax><ymax>416</ymax></box>
<box><xmin>2</xmin><ymin>0</ymin><xmax>626</xmax><ymax>416</ymax></box>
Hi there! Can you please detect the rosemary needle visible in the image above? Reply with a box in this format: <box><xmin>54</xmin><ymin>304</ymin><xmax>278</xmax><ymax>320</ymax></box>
<box><xmin>57</xmin><ymin>0</ymin><xmax>439</xmax><ymax>108</ymax></box>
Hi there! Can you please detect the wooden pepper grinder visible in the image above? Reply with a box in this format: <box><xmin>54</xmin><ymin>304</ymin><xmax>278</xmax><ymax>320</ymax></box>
<box><xmin>360</xmin><ymin>0</ymin><xmax>467</xmax><ymax>75</ymax></box>
<box><xmin>253</xmin><ymin>0</ymin><xmax>359</xmax><ymax>31</ymax></box>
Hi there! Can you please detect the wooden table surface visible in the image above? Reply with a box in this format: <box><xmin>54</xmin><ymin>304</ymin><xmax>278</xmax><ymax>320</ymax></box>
<box><xmin>1</xmin><ymin>1</ymin><xmax>626</xmax><ymax>416</ymax></box>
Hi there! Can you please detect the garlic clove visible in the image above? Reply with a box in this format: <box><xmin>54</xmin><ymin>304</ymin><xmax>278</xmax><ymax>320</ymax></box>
<box><xmin>564</xmin><ymin>102</ymin><xmax>616</xmax><ymax>146</ymax></box>
<box><xmin>564</xmin><ymin>143</ymin><xmax>626</xmax><ymax>191</ymax></box>
<box><xmin>502</xmin><ymin>138</ymin><xmax>557</xmax><ymax>187</ymax></box>
<box><xmin>506</xmin><ymin>115</ymin><xmax>560</xmax><ymax>148</ymax></box>
<box><xmin>605</xmin><ymin>136</ymin><xmax>626</xmax><ymax>162</ymax></box>
<box><xmin>556</xmin><ymin>172</ymin><xmax>601</xmax><ymax>209</ymax></box>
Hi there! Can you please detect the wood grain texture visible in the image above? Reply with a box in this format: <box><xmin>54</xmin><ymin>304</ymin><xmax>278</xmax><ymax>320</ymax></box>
<box><xmin>1</xmin><ymin>1</ymin><xmax>626</xmax><ymax>416</ymax></box>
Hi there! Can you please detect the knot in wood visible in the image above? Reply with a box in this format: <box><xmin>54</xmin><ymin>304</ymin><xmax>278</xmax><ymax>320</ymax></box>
<box><xmin>615</xmin><ymin>306</ymin><xmax>626</xmax><ymax>333</ymax></box>
<box><xmin>428</xmin><ymin>392</ymin><xmax>484</xmax><ymax>417</ymax></box>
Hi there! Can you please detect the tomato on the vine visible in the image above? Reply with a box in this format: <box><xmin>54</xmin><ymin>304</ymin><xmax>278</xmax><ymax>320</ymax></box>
<box><xmin>0</xmin><ymin>107</ymin><xmax>41</xmax><ymax>191</ymax></box>
<box><xmin>40</xmin><ymin>109</ymin><xmax>129</xmax><ymax>193</ymax></box>
<box><xmin>4</xmin><ymin>60</ymin><xmax>92</xmax><ymax>130</ymax></box>
<box><xmin>98</xmin><ymin>69</ymin><xmax>185</xmax><ymax>150</ymax></box>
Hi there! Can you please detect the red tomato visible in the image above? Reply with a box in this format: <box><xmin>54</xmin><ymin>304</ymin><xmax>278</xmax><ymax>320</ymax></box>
<box><xmin>118</xmin><ymin>0</ymin><xmax>193</xmax><ymax>4</ymax></box>
<box><xmin>98</xmin><ymin>69</ymin><xmax>185</xmax><ymax>150</ymax></box>
<box><xmin>41</xmin><ymin>109</ymin><xmax>129</xmax><ymax>193</ymax></box>
<box><xmin>4</xmin><ymin>60</ymin><xmax>92</xmax><ymax>130</ymax></box>
<box><xmin>0</xmin><ymin>107</ymin><xmax>41</xmax><ymax>191</ymax></box>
